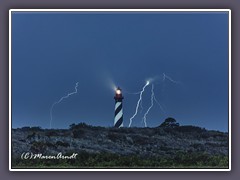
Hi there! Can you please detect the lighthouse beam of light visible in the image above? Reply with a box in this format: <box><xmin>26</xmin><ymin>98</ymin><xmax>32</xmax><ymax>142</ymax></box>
<box><xmin>142</xmin><ymin>84</ymin><xmax>154</xmax><ymax>127</ymax></box>
<box><xmin>129</xmin><ymin>81</ymin><xmax>150</xmax><ymax>127</ymax></box>
<box><xmin>50</xmin><ymin>82</ymin><xmax>79</xmax><ymax>129</ymax></box>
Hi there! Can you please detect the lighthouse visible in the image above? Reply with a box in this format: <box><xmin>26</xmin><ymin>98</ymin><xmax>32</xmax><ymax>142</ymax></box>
<box><xmin>114</xmin><ymin>87</ymin><xmax>124</xmax><ymax>127</ymax></box>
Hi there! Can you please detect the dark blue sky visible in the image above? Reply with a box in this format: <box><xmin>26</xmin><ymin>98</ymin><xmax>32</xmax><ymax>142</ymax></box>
<box><xmin>11</xmin><ymin>11</ymin><xmax>229</xmax><ymax>131</ymax></box>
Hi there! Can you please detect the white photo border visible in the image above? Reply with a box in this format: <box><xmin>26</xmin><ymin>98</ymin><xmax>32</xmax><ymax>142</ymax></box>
<box><xmin>9</xmin><ymin>9</ymin><xmax>231</xmax><ymax>172</ymax></box>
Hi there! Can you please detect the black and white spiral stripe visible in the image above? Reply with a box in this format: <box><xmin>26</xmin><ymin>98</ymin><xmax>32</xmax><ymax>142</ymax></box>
<box><xmin>114</xmin><ymin>102</ymin><xmax>123</xmax><ymax>127</ymax></box>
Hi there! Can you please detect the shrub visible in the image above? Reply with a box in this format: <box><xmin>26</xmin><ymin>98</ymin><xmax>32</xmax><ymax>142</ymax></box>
<box><xmin>72</xmin><ymin>129</ymin><xmax>85</xmax><ymax>138</ymax></box>
<box><xmin>30</xmin><ymin>126</ymin><xmax>42</xmax><ymax>131</ymax></box>
<box><xmin>27</xmin><ymin>132</ymin><xmax>36</xmax><ymax>139</ymax></box>
<box><xmin>69</xmin><ymin>122</ymin><xmax>90</xmax><ymax>130</ymax></box>
<box><xmin>131</xmin><ymin>135</ymin><xmax>149</xmax><ymax>145</ymax></box>
<box><xmin>56</xmin><ymin>141</ymin><xmax>70</xmax><ymax>147</ymax></box>
<box><xmin>175</xmin><ymin>126</ymin><xmax>204</xmax><ymax>133</ymax></box>
<box><xmin>159</xmin><ymin>117</ymin><xmax>179</xmax><ymax>128</ymax></box>
<box><xmin>30</xmin><ymin>141</ymin><xmax>47</xmax><ymax>153</ymax></box>
<box><xmin>107</xmin><ymin>132</ymin><xmax>126</xmax><ymax>142</ymax></box>
<box><xmin>45</xmin><ymin>130</ymin><xmax>58</xmax><ymax>137</ymax></box>
<box><xmin>21</xmin><ymin>126</ymin><xmax>31</xmax><ymax>131</ymax></box>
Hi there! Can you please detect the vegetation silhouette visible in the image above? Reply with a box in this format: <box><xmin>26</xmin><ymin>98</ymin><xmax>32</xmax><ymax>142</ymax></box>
<box><xmin>12</xmin><ymin>118</ymin><xmax>229</xmax><ymax>168</ymax></box>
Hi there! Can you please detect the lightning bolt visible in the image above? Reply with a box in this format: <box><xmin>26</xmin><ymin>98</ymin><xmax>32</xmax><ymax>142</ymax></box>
<box><xmin>126</xmin><ymin>74</ymin><xmax>180</xmax><ymax>128</ymax></box>
<box><xmin>163</xmin><ymin>73</ymin><xmax>181</xmax><ymax>84</ymax></box>
<box><xmin>125</xmin><ymin>90</ymin><xmax>144</xmax><ymax>113</ymax></box>
<box><xmin>129</xmin><ymin>81</ymin><xmax>150</xmax><ymax>127</ymax></box>
<box><xmin>153</xmin><ymin>95</ymin><xmax>166</xmax><ymax>114</ymax></box>
<box><xmin>50</xmin><ymin>82</ymin><xmax>79</xmax><ymax>129</ymax></box>
<box><xmin>142</xmin><ymin>84</ymin><xmax>166</xmax><ymax>127</ymax></box>
<box><xmin>142</xmin><ymin>84</ymin><xmax>154</xmax><ymax>127</ymax></box>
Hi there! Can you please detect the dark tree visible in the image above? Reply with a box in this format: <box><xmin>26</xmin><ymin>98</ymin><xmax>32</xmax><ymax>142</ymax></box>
<box><xmin>160</xmin><ymin>117</ymin><xmax>180</xmax><ymax>128</ymax></box>
<box><xmin>69</xmin><ymin>122</ymin><xmax>89</xmax><ymax>130</ymax></box>
<box><xmin>69</xmin><ymin>123</ymin><xmax>76</xmax><ymax>130</ymax></box>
